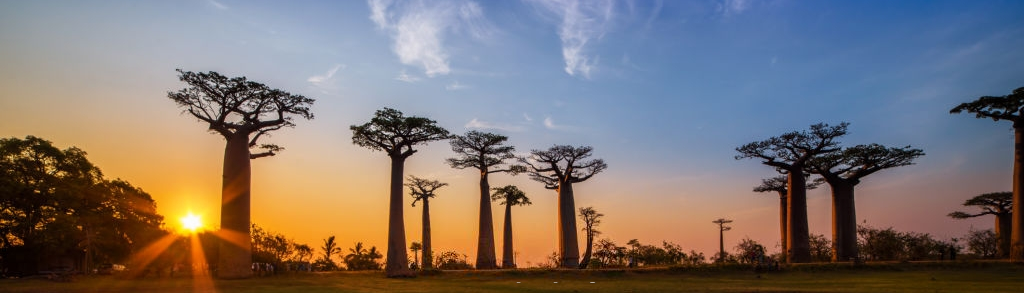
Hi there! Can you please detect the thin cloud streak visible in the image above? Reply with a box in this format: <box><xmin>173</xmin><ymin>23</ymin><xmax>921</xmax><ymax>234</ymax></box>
<box><xmin>465</xmin><ymin>118</ymin><xmax>525</xmax><ymax>132</ymax></box>
<box><xmin>368</xmin><ymin>0</ymin><xmax>493</xmax><ymax>77</ymax></box>
<box><xmin>307</xmin><ymin>64</ymin><xmax>344</xmax><ymax>85</ymax></box>
<box><xmin>394</xmin><ymin>69</ymin><xmax>421</xmax><ymax>83</ymax></box>
<box><xmin>528</xmin><ymin>0</ymin><xmax>614</xmax><ymax>79</ymax></box>
<box><xmin>445</xmin><ymin>80</ymin><xmax>468</xmax><ymax>90</ymax></box>
<box><xmin>208</xmin><ymin>0</ymin><xmax>228</xmax><ymax>10</ymax></box>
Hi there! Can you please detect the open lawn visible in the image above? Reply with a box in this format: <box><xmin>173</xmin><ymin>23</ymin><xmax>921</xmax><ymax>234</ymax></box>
<box><xmin>2</xmin><ymin>262</ymin><xmax>1022</xmax><ymax>293</ymax></box>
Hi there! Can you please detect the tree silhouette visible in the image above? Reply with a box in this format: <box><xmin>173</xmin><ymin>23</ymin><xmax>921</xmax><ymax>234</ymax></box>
<box><xmin>805</xmin><ymin>143</ymin><xmax>924</xmax><ymax>262</ymax></box>
<box><xmin>406</xmin><ymin>175</ymin><xmax>448</xmax><ymax>270</ymax></box>
<box><xmin>519</xmin><ymin>145</ymin><xmax>607</xmax><ymax>268</ymax></box>
<box><xmin>409</xmin><ymin>242</ymin><xmax>422</xmax><ymax>269</ymax></box>
<box><xmin>712</xmin><ymin>218</ymin><xmax>733</xmax><ymax>262</ymax></box>
<box><xmin>350</xmin><ymin>107</ymin><xmax>449</xmax><ymax>277</ymax></box>
<box><xmin>491</xmin><ymin>185</ymin><xmax>531</xmax><ymax>268</ymax></box>
<box><xmin>320</xmin><ymin>236</ymin><xmax>341</xmax><ymax>270</ymax></box>
<box><xmin>446</xmin><ymin>131</ymin><xmax>520</xmax><ymax>269</ymax></box>
<box><xmin>753</xmin><ymin>175</ymin><xmax>822</xmax><ymax>261</ymax></box>
<box><xmin>949</xmin><ymin>192</ymin><xmax>1013</xmax><ymax>258</ymax></box>
<box><xmin>736</xmin><ymin>122</ymin><xmax>847</xmax><ymax>263</ymax></box>
<box><xmin>167</xmin><ymin>70</ymin><xmax>314</xmax><ymax>278</ymax></box>
<box><xmin>951</xmin><ymin>87</ymin><xmax>1024</xmax><ymax>261</ymax></box>
<box><xmin>578</xmin><ymin>206</ymin><xmax>603</xmax><ymax>269</ymax></box>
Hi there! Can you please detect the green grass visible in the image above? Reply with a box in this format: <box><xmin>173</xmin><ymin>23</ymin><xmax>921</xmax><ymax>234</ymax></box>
<box><xmin>2</xmin><ymin>262</ymin><xmax>1022</xmax><ymax>293</ymax></box>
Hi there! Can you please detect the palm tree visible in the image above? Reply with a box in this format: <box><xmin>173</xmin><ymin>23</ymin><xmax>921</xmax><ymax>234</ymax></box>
<box><xmin>447</xmin><ymin>131</ymin><xmax>520</xmax><ymax>269</ymax></box>
<box><xmin>320</xmin><ymin>236</ymin><xmax>341</xmax><ymax>270</ymax></box>
<box><xmin>491</xmin><ymin>185</ymin><xmax>531</xmax><ymax>268</ymax></box>
<box><xmin>350</xmin><ymin>108</ymin><xmax>449</xmax><ymax>277</ymax></box>
<box><xmin>407</xmin><ymin>175</ymin><xmax>448</xmax><ymax>269</ymax></box>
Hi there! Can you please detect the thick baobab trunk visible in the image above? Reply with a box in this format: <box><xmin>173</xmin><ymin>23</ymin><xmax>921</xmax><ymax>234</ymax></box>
<box><xmin>386</xmin><ymin>156</ymin><xmax>412</xmax><ymax>277</ymax></box>
<box><xmin>476</xmin><ymin>172</ymin><xmax>497</xmax><ymax>269</ymax></box>
<box><xmin>777</xmin><ymin>192</ymin><xmax>788</xmax><ymax>261</ymax></box>
<box><xmin>557</xmin><ymin>183</ymin><xmax>580</xmax><ymax>268</ymax></box>
<box><xmin>579</xmin><ymin>231</ymin><xmax>594</xmax><ymax>269</ymax></box>
<box><xmin>501</xmin><ymin>202</ymin><xmax>515</xmax><ymax>268</ymax></box>
<box><xmin>718</xmin><ymin>225</ymin><xmax>726</xmax><ymax>260</ymax></box>
<box><xmin>1013</xmin><ymin>126</ymin><xmax>1024</xmax><ymax>262</ymax></box>
<box><xmin>787</xmin><ymin>169</ymin><xmax>812</xmax><ymax>263</ymax></box>
<box><xmin>830</xmin><ymin>181</ymin><xmax>858</xmax><ymax>262</ymax></box>
<box><xmin>422</xmin><ymin>197</ymin><xmax>433</xmax><ymax>269</ymax></box>
<box><xmin>218</xmin><ymin>134</ymin><xmax>252</xmax><ymax>279</ymax></box>
<box><xmin>997</xmin><ymin>213</ymin><xmax>1011</xmax><ymax>258</ymax></box>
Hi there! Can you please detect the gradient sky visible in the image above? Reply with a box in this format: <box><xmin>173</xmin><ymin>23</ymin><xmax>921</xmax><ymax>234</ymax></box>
<box><xmin>2</xmin><ymin>0</ymin><xmax>1024</xmax><ymax>266</ymax></box>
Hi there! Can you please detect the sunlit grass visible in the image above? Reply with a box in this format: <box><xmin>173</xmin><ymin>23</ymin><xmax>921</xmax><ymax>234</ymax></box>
<box><xmin>2</xmin><ymin>262</ymin><xmax>1022</xmax><ymax>293</ymax></box>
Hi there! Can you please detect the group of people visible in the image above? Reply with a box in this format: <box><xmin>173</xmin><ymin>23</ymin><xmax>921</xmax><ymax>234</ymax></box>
<box><xmin>252</xmin><ymin>262</ymin><xmax>275</xmax><ymax>276</ymax></box>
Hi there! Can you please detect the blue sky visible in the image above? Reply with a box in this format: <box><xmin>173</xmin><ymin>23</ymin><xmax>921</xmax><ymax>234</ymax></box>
<box><xmin>2</xmin><ymin>0</ymin><xmax>1024</xmax><ymax>264</ymax></box>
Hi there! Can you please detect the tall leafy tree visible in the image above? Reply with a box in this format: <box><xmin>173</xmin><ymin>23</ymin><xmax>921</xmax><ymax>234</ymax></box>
<box><xmin>351</xmin><ymin>107</ymin><xmax>449</xmax><ymax>277</ymax></box>
<box><xmin>491</xmin><ymin>185</ymin><xmax>531</xmax><ymax>268</ymax></box>
<box><xmin>168</xmin><ymin>70</ymin><xmax>314</xmax><ymax>278</ymax></box>
<box><xmin>409</xmin><ymin>242</ymin><xmax>422</xmax><ymax>269</ymax></box>
<box><xmin>736</xmin><ymin>122</ymin><xmax>847</xmax><ymax>263</ymax></box>
<box><xmin>577</xmin><ymin>206</ymin><xmax>603</xmax><ymax>269</ymax></box>
<box><xmin>519</xmin><ymin>145</ymin><xmax>607</xmax><ymax>268</ymax></box>
<box><xmin>406</xmin><ymin>175</ymin><xmax>447</xmax><ymax>270</ymax></box>
<box><xmin>446</xmin><ymin>131</ymin><xmax>519</xmax><ymax>269</ymax></box>
<box><xmin>753</xmin><ymin>175</ymin><xmax>821</xmax><ymax>261</ymax></box>
<box><xmin>805</xmin><ymin>143</ymin><xmax>924</xmax><ymax>261</ymax></box>
<box><xmin>320</xmin><ymin>236</ymin><xmax>341</xmax><ymax>270</ymax></box>
<box><xmin>949</xmin><ymin>192</ymin><xmax>1013</xmax><ymax>258</ymax></box>
<box><xmin>951</xmin><ymin>87</ymin><xmax>1024</xmax><ymax>261</ymax></box>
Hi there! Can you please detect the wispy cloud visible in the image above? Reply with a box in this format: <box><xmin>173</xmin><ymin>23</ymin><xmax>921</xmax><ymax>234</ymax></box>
<box><xmin>208</xmin><ymin>0</ymin><xmax>228</xmax><ymax>10</ymax></box>
<box><xmin>307</xmin><ymin>64</ymin><xmax>344</xmax><ymax>85</ymax></box>
<box><xmin>528</xmin><ymin>0</ymin><xmax>615</xmax><ymax>79</ymax></box>
<box><xmin>368</xmin><ymin>0</ymin><xmax>493</xmax><ymax>77</ymax></box>
<box><xmin>394</xmin><ymin>69</ymin><xmax>421</xmax><ymax>83</ymax></box>
<box><xmin>543</xmin><ymin>116</ymin><xmax>577</xmax><ymax>131</ymax></box>
<box><xmin>465</xmin><ymin>118</ymin><xmax>525</xmax><ymax>132</ymax></box>
<box><xmin>522</xmin><ymin>113</ymin><xmax>533</xmax><ymax>122</ymax></box>
<box><xmin>445</xmin><ymin>80</ymin><xmax>469</xmax><ymax>90</ymax></box>
<box><xmin>718</xmin><ymin>0</ymin><xmax>750</xmax><ymax>17</ymax></box>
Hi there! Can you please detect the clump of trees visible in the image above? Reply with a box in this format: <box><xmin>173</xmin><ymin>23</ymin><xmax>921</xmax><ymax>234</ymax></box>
<box><xmin>343</xmin><ymin>242</ymin><xmax>383</xmax><ymax>271</ymax></box>
<box><xmin>587</xmin><ymin>238</ymin><xmax>701</xmax><ymax>268</ymax></box>
<box><xmin>0</xmin><ymin>136</ymin><xmax>165</xmax><ymax>277</ymax></box>
<box><xmin>857</xmin><ymin>224</ymin><xmax>958</xmax><ymax>261</ymax></box>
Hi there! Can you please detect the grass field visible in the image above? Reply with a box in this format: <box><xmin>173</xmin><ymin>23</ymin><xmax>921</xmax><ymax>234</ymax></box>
<box><xmin>2</xmin><ymin>262</ymin><xmax>1022</xmax><ymax>293</ymax></box>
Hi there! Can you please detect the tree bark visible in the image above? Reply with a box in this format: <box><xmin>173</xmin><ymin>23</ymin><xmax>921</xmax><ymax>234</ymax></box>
<box><xmin>1013</xmin><ymin>126</ymin><xmax>1024</xmax><ymax>262</ymax></box>
<box><xmin>386</xmin><ymin>156</ymin><xmax>413</xmax><ymax>277</ymax></box>
<box><xmin>997</xmin><ymin>213</ymin><xmax>1012</xmax><ymax>258</ymax></box>
<box><xmin>787</xmin><ymin>169</ymin><xmax>812</xmax><ymax>263</ymax></box>
<box><xmin>829</xmin><ymin>180</ymin><xmax>858</xmax><ymax>262</ymax></box>
<box><xmin>217</xmin><ymin>133</ymin><xmax>252</xmax><ymax>279</ymax></box>
<box><xmin>475</xmin><ymin>172</ymin><xmax>497</xmax><ymax>269</ymax></box>
<box><xmin>579</xmin><ymin>230</ymin><xmax>593</xmax><ymax>269</ymax></box>
<box><xmin>501</xmin><ymin>202</ymin><xmax>515</xmax><ymax>268</ymax></box>
<box><xmin>719</xmin><ymin>225</ymin><xmax>726</xmax><ymax>261</ymax></box>
<box><xmin>557</xmin><ymin>182</ymin><xmax>580</xmax><ymax>268</ymax></box>
<box><xmin>422</xmin><ymin>197</ymin><xmax>432</xmax><ymax>269</ymax></box>
<box><xmin>777</xmin><ymin>192</ymin><xmax>788</xmax><ymax>262</ymax></box>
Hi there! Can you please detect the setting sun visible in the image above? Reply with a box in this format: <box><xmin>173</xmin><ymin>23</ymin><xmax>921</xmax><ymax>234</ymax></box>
<box><xmin>180</xmin><ymin>213</ymin><xmax>203</xmax><ymax>233</ymax></box>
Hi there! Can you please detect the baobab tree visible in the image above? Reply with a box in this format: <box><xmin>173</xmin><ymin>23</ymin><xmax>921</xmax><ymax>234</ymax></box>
<box><xmin>492</xmin><ymin>185</ymin><xmax>531</xmax><ymax>268</ymax></box>
<box><xmin>446</xmin><ymin>131</ymin><xmax>520</xmax><ymax>269</ymax></box>
<box><xmin>805</xmin><ymin>143</ymin><xmax>924</xmax><ymax>262</ymax></box>
<box><xmin>406</xmin><ymin>175</ymin><xmax>448</xmax><ymax>269</ymax></box>
<box><xmin>351</xmin><ymin>108</ymin><xmax>450</xmax><ymax>277</ymax></box>
<box><xmin>753</xmin><ymin>175</ymin><xmax>822</xmax><ymax>261</ymax></box>
<box><xmin>519</xmin><ymin>145</ymin><xmax>607</xmax><ymax>268</ymax></box>
<box><xmin>409</xmin><ymin>242</ymin><xmax>422</xmax><ymax>269</ymax></box>
<box><xmin>951</xmin><ymin>86</ymin><xmax>1024</xmax><ymax>262</ymax></box>
<box><xmin>712</xmin><ymin>218</ymin><xmax>733</xmax><ymax>262</ymax></box>
<box><xmin>949</xmin><ymin>192</ymin><xmax>1013</xmax><ymax>258</ymax></box>
<box><xmin>736</xmin><ymin>122</ymin><xmax>847</xmax><ymax>263</ymax></box>
<box><xmin>578</xmin><ymin>206</ymin><xmax>603</xmax><ymax>269</ymax></box>
<box><xmin>167</xmin><ymin>70</ymin><xmax>314</xmax><ymax>278</ymax></box>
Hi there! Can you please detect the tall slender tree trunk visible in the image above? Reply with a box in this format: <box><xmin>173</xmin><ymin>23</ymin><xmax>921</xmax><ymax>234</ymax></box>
<box><xmin>501</xmin><ymin>203</ymin><xmax>515</xmax><ymax>268</ymax></box>
<box><xmin>830</xmin><ymin>180</ymin><xmax>858</xmax><ymax>262</ymax></box>
<box><xmin>787</xmin><ymin>169</ymin><xmax>812</xmax><ymax>263</ymax></box>
<box><xmin>997</xmin><ymin>213</ymin><xmax>1012</xmax><ymax>258</ymax></box>
<box><xmin>476</xmin><ymin>172</ymin><xmax>497</xmax><ymax>269</ymax></box>
<box><xmin>422</xmin><ymin>197</ymin><xmax>432</xmax><ymax>269</ymax></box>
<box><xmin>579</xmin><ymin>230</ymin><xmax>594</xmax><ymax>269</ymax></box>
<box><xmin>218</xmin><ymin>133</ymin><xmax>252</xmax><ymax>279</ymax></box>
<box><xmin>557</xmin><ymin>182</ymin><xmax>580</xmax><ymax>268</ymax></box>
<box><xmin>386</xmin><ymin>156</ymin><xmax>412</xmax><ymax>277</ymax></box>
<box><xmin>777</xmin><ymin>192</ymin><xmax>788</xmax><ymax>262</ymax></box>
<box><xmin>719</xmin><ymin>226</ymin><xmax>726</xmax><ymax>261</ymax></box>
<box><xmin>1012</xmin><ymin>126</ymin><xmax>1024</xmax><ymax>262</ymax></box>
